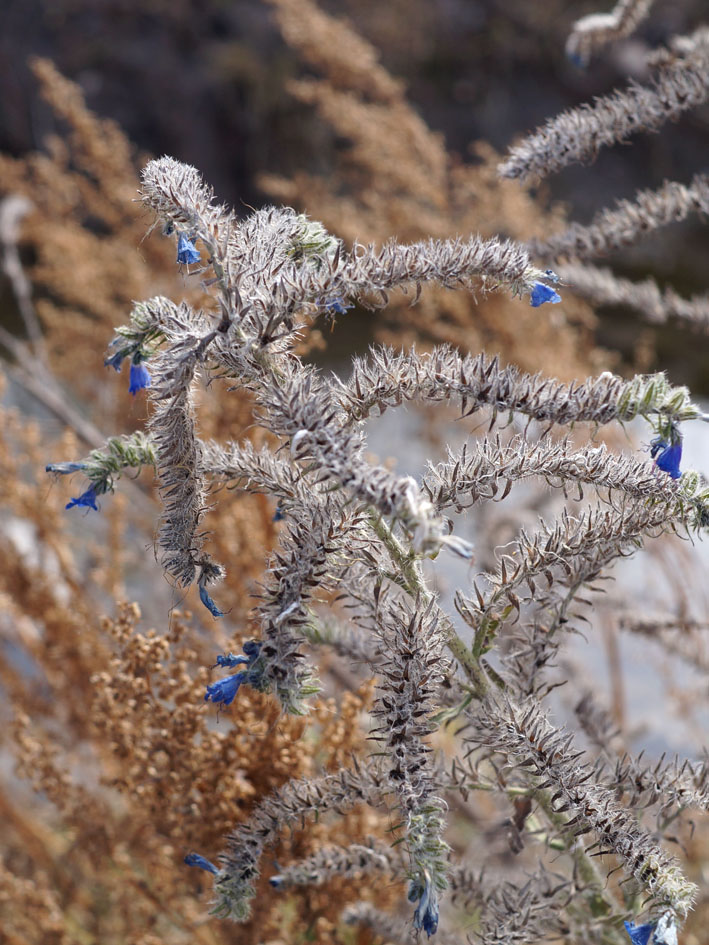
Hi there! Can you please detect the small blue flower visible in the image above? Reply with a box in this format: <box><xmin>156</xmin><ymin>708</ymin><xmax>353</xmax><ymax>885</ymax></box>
<box><xmin>325</xmin><ymin>297</ymin><xmax>352</xmax><ymax>316</ymax></box>
<box><xmin>544</xmin><ymin>268</ymin><xmax>560</xmax><ymax>284</ymax></box>
<box><xmin>212</xmin><ymin>652</ymin><xmax>249</xmax><ymax>669</ymax></box>
<box><xmin>128</xmin><ymin>361</ymin><xmax>151</xmax><ymax>396</ymax></box>
<box><xmin>177</xmin><ymin>234</ymin><xmax>201</xmax><ymax>265</ymax></box>
<box><xmin>184</xmin><ymin>853</ymin><xmax>219</xmax><ymax>875</ymax></box>
<box><xmin>269</xmin><ymin>875</ymin><xmax>285</xmax><ymax>888</ymax></box>
<box><xmin>104</xmin><ymin>349</ymin><xmax>126</xmax><ymax>372</ymax></box>
<box><xmin>530</xmin><ymin>281</ymin><xmax>562</xmax><ymax>307</ymax></box>
<box><xmin>273</xmin><ymin>505</ymin><xmax>284</xmax><ymax>522</ymax></box>
<box><xmin>409</xmin><ymin>876</ymin><xmax>439</xmax><ymax>938</ymax></box>
<box><xmin>46</xmin><ymin>462</ymin><xmax>88</xmax><ymax>475</ymax></box>
<box><xmin>65</xmin><ymin>483</ymin><xmax>99</xmax><ymax>511</ymax></box>
<box><xmin>241</xmin><ymin>640</ymin><xmax>262</xmax><ymax>659</ymax></box>
<box><xmin>623</xmin><ymin>920</ymin><xmax>654</xmax><ymax>945</ymax></box>
<box><xmin>199</xmin><ymin>584</ymin><xmax>225</xmax><ymax>617</ymax></box>
<box><xmin>205</xmin><ymin>642</ymin><xmax>262</xmax><ymax>707</ymax></box>
<box><xmin>205</xmin><ymin>672</ymin><xmax>246</xmax><ymax>707</ymax></box>
<box><xmin>567</xmin><ymin>49</ymin><xmax>586</xmax><ymax>69</ymax></box>
<box><xmin>650</xmin><ymin>434</ymin><xmax>682</xmax><ymax>480</ymax></box>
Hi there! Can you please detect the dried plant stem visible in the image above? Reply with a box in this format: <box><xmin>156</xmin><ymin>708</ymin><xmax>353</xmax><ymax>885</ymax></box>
<box><xmin>499</xmin><ymin>30</ymin><xmax>709</xmax><ymax>183</ymax></box>
<box><xmin>558</xmin><ymin>261</ymin><xmax>709</xmax><ymax>329</ymax></box>
<box><xmin>530</xmin><ymin>173</ymin><xmax>709</xmax><ymax>262</ymax></box>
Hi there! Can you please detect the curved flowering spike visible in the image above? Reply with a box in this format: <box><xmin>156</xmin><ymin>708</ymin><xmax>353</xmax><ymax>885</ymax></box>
<box><xmin>65</xmin><ymin>484</ymin><xmax>100</xmax><ymax>511</ymax></box>
<box><xmin>177</xmin><ymin>233</ymin><xmax>201</xmax><ymax>265</ymax></box>
<box><xmin>530</xmin><ymin>281</ymin><xmax>562</xmax><ymax>307</ymax></box>
<box><xmin>128</xmin><ymin>361</ymin><xmax>151</xmax><ymax>395</ymax></box>
<box><xmin>623</xmin><ymin>920</ymin><xmax>654</xmax><ymax>945</ymax></box>
<box><xmin>184</xmin><ymin>853</ymin><xmax>220</xmax><ymax>875</ymax></box>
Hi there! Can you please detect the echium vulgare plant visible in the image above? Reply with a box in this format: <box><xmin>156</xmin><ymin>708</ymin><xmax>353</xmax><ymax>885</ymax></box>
<box><xmin>46</xmin><ymin>152</ymin><xmax>709</xmax><ymax>945</ymax></box>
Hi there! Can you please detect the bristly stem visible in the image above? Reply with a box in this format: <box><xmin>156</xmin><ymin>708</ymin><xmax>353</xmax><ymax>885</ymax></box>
<box><xmin>367</xmin><ymin>510</ymin><xmax>491</xmax><ymax>697</ymax></box>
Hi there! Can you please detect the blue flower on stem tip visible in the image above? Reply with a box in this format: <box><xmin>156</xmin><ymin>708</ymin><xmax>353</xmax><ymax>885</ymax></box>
<box><xmin>199</xmin><ymin>584</ymin><xmax>226</xmax><ymax>618</ymax></box>
<box><xmin>530</xmin><ymin>281</ymin><xmax>562</xmax><ymax>307</ymax></box>
<box><xmin>212</xmin><ymin>652</ymin><xmax>249</xmax><ymax>669</ymax></box>
<box><xmin>176</xmin><ymin>233</ymin><xmax>201</xmax><ymax>265</ymax></box>
<box><xmin>650</xmin><ymin>429</ymin><xmax>682</xmax><ymax>480</ymax></box>
<box><xmin>104</xmin><ymin>348</ymin><xmax>126</xmax><ymax>372</ymax></box>
<box><xmin>65</xmin><ymin>483</ymin><xmax>99</xmax><ymax>511</ymax></box>
<box><xmin>205</xmin><ymin>672</ymin><xmax>246</xmax><ymax>707</ymax></box>
<box><xmin>273</xmin><ymin>505</ymin><xmax>284</xmax><ymax>522</ymax></box>
<box><xmin>325</xmin><ymin>297</ymin><xmax>352</xmax><ymax>316</ymax></box>
<box><xmin>409</xmin><ymin>877</ymin><xmax>439</xmax><ymax>938</ymax></box>
<box><xmin>128</xmin><ymin>360</ymin><xmax>151</xmax><ymax>396</ymax></box>
<box><xmin>623</xmin><ymin>920</ymin><xmax>655</xmax><ymax>945</ymax></box>
<box><xmin>184</xmin><ymin>852</ymin><xmax>219</xmax><ymax>875</ymax></box>
<box><xmin>206</xmin><ymin>642</ymin><xmax>262</xmax><ymax>707</ymax></box>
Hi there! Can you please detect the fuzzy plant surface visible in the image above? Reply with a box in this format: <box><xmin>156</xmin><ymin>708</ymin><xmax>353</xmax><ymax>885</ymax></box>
<box><xmin>45</xmin><ymin>153</ymin><xmax>709</xmax><ymax>945</ymax></box>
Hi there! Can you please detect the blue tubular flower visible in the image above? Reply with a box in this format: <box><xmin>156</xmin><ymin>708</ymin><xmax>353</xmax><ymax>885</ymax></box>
<box><xmin>623</xmin><ymin>920</ymin><xmax>654</xmax><ymax>945</ymax></box>
<box><xmin>530</xmin><ymin>281</ymin><xmax>562</xmax><ymax>307</ymax></box>
<box><xmin>176</xmin><ymin>233</ymin><xmax>201</xmax><ymax>265</ymax></box>
<box><xmin>205</xmin><ymin>672</ymin><xmax>246</xmax><ymax>707</ymax></box>
<box><xmin>241</xmin><ymin>640</ymin><xmax>262</xmax><ymax>659</ymax></box>
<box><xmin>213</xmin><ymin>652</ymin><xmax>249</xmax><ymax>669</ymax></box>
<box><xmin>651</xmin><ymin>435</ymin><xmax>682</xmax><ymax>479</ymax></box>
<box><xmin>199</xmin><ymin>584</ymin><xmax>225</xmax><ymax>617</ymax></box>
<box><xmin>104</xmin><ymin>349</ymin><xmax>126</xmax><ymax>372</ymax></box>
<box><xmin>206</xmin><ymin>642</ymin><xmax>262</xmax><ymax>708</ymax></box>
<box><xmin>410</xmin><ymin>876</ymin><xmax>439</xmax><ymax>938</ymax></box>
<box><xmin>184</xmin><ymin>853</ymin><xmax>219</xmax><ymax>875</ymax></box>
<box><xmin>128</xmin><ymin>361</ymin><xmax>151</xmax><ymax>396</ymax></box>
<box><xmin>46</xmin><ymin>462</ymin><xmax>88</xmax><ymax>475</ymax></box>
<box><xmin>65</xmin><ymin>483</ymin><xmax>99</xmax><ymax>511</ymax></box>
<box><xmin>325</xmin><ymin>297</ymin><xmax>352</xmax><ymax>316</ymax></box>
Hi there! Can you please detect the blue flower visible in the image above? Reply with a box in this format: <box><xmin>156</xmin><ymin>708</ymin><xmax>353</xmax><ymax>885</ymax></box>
<box><xmin>530</xmin><ymin>281</ymin><xmax>562</xmax><ymax>307</ymax></box>
<box><xmin>65</xmin><ymin>483</ymin><xmax>99</xmax><ymax>511</ymax></box>
<box><xmin>241</xmin><ymin>640</ymin><xmax>262</xmax><ymax>659</ymax></box>
<box><xmin>104</xmin><ymin>349</ymin><xmax>126</xmax><ymax>372</ymax></box>
<box><xmin>212</xmin><ymin>652</ymin><xmax>249</xmax><ymax>669</ymax></box>
<box><xmin>46</xmin><ymin>462</ymin><xmax>88</xmax><ymax>475</ymax></box>
<box><xmin>177</xmin><ymin>234</ymin><xmax>201</xmax><ymax>265</ymax></box>
<box><xmin>199</xmin><ymin>584</ymin><xmax>225</xmax><ymax>617</ymax></box>
<box><xmin>409</xmin><ymin>876</ymin><xmax>439</xmax><ymax>938</ymax></box>
<box><xmin>205</xmin><ymin>672</ymin><xmax>246</xmax><ymax>707</ymax></box>
<box><xmin>128</xmin><ymin>361</ymin><xmax>151</xmax><ymax>396</ymax></box>
<box><xmin>650</xmin><ymin>435</ymin><xmax>682</xmax><ymax>480</ymax></box>
<box><xmin>184</xmin><ymin>852</ymin><xmax>219</xmax><ymax>875</ymax></box>
<box><xmin>325</xmin><ymin>297</ymin><xmax>352</xmax><ymax>316</ymax></box>
<box><xmin>273</xmin><ymin>505</ymin><xmax>284</xmax><ymax>522</ymax></box>
<box><xmin>206</xmin><ymin>642</ymin><xmax>262</xmax><ymax>707</ymax></box>
<box><xmin>623</xmin><ymin>920</ymin><xmax>654</xmax><ymax>945</ymax></box>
